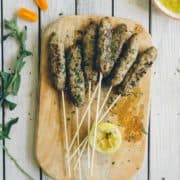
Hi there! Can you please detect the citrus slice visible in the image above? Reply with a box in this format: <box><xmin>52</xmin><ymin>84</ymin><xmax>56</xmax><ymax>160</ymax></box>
<box><xmin>88</xmin><ymin>122</ymin><xmax>122</xmax><ymax>154</ymax></box>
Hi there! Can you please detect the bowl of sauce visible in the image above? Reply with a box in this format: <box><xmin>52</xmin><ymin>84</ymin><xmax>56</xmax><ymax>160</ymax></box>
<box><xmin>153</xmin><ymin>0</ymin><xmax>180</xmax><ymax>20</ymax></box>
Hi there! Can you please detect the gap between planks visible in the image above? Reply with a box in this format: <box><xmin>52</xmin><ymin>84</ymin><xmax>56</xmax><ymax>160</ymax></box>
<box><xmin>0</xmin><ymin>0</ymin><xmax>6</xmax><ymax>179</ymax></box>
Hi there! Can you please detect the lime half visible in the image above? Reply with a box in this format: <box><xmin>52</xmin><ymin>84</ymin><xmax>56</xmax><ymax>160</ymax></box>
<box><xmin>88</xmin><ymin>122</ymin><xmax>122</xmax><ymax>154</ymax></box>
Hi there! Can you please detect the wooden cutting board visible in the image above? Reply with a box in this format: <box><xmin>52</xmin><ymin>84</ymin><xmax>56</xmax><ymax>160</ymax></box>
<box><xmin>36</xmin><ymin>16</ymin><xmax>153</xmax><ymax>180</ymax></box>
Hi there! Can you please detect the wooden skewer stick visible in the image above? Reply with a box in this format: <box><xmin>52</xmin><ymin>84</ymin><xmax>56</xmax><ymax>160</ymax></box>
<box><xmin>70</xmin><ymin>90</ymin><xmax>121</xmax><ymax>162</ymax></box>
<box><xmin>75</xmin><ymin>107</ymin><xmax>81</xmax><ymax>180</ymax></box>
<box><xmin>87</xmin><ymin>81</ymin><xmax>92</xmax><ymax>169</ymax></box>
<box><xmin>68</xmin><ymin>137</ymin><xmax>87</xmax><ymax>162</ymax></box>
<box><xmin>98</xmin><ymin>86</ymin><xmax>112</xmax><ymax>117</ymax></box>
<box><xmin>98</xmin><ymin>94</ymin><xmax>121</xmax><ymax>123</ymax></box>
<box><xmin>68</xmin><ymin>80</ymin><xmax>100</xmax><ymax>152</ymax></box>
<box><xmin>74</xmin><ymin>140</ymin><xmax>88</xmax><ymax>170</ymax></box>
<box><xmin>90</xmin><ymin>73</ymin><xmax>103</xmax><ymax>175</ymax></box>
<box><xmin>61</xmin><ymin>90</ymin><xmax>71</xmax><ymax>177</ymax></box>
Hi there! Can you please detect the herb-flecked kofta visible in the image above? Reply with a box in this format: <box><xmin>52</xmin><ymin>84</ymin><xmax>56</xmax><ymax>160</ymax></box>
<box><xmin>47</xmin><ymin>17</ymin><xmax>157</xmax><ymax>106</ymax></box>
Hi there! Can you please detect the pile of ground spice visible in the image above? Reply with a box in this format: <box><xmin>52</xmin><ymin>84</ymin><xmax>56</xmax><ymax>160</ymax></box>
<box><xmin>111</xmin><ymin>87</ymin><xmax>145</xmax><ymax>142</ymax></box>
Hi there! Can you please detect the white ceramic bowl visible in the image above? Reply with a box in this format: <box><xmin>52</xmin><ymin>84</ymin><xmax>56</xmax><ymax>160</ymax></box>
<box><xmin>153</xmin><ymin>0</ymin><xmax>180</xmax><ymax>20</ymax></box>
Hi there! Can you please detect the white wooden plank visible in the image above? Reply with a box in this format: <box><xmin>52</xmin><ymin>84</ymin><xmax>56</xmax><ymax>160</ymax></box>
<box><xmin>0</xmin><ymin>1</ymin><xmax>3</xmax><ymax>178</ymax></box>
<box><xmin>150</xmin><ymin>7</ymin><xmax>180</xmax><ymax>180</ymax></box>
<box><xmin>40</xmin><ymin>0</ymin><xmax>75</xmax><ymax>179</ymax></box>
<box><xmin>114</xmin><ymin>1</ymin><xmax>149</xmax><ymax>180</ymax></box>
<box><xmin>41</xmin><ymin>0</ymin><xmax>75</xmax><ymax>30</ymax></box>
<box><xmin>114</xmin><ymin>0</ymin><xmax>149</xmax><ymax>31</ymax></box>
<box><xmin>3</xmin><ymin>1</ymin><xmax>40</xmax><ymax>180</ymax></box>
<box><xmin>77</xmin><ymin>0</ymin><xmax>112</xmax><ymax>16</ymax></box>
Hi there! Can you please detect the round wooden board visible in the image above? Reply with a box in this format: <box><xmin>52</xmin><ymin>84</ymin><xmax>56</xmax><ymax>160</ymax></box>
<box><xmin>36</xmin><ymin>16</ymin><xmax>153</xmax><ymax>180</ymax></box>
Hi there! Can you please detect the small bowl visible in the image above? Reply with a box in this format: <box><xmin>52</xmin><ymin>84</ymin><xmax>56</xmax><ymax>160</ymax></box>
<box><xmin>153</xmin><ymin>0</ymin><xmax>180</xmax><ymax>20</ymax></box>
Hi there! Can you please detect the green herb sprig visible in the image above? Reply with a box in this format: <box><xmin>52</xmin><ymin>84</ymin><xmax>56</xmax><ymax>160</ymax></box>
<box><xmin>0</xmin><ymin>19</ymin><xmax>32</xmax><ymax>110</ymax></box>
<box><xmin>0</xmin><ymin>19</ymin><xmax>34</xmax><ymax>180</ymax></box>
<box><xmin>0</xmin><ymin>119</ymin><xmax>34</xmax><ymax>180</ymax></box>
<box><xmin>0</xmin><ymin>118</ymin><xmax>18</xmax><ymax>140</ymax></box>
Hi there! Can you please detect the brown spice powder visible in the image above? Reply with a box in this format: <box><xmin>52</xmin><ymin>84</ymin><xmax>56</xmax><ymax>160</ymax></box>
<box><xmin>111</xmin><ymin>87</ymin><xmax>144</xmax><ymax>142</ymax></box>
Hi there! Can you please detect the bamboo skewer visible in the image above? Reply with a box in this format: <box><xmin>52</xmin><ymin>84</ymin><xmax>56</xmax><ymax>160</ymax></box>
<box><xmin>65</xmin><ymin>75</ymin><xmax>121</xmax><ymax>177</ymax></box>
<box><xmin>98</xmin><ymin>94</ymin><xmax>121</xmax><ymax>123</ymax></box>
<box><xmin>74</xmin><ymin>140</ymin><xmax>88</xmax><ymax>170</ymax></box>
<box><xmin>68</xmin><ymin>79</ymin><xmax>100</xmax><ymax>152</ymax></box>
<box><xmin>68</xmin><ymin>137</ymin><xmax>87</xmax><ymax>163</ymax></box>
<box><xmin>87</xmin><ymin>81</ymin><xmax>92</xmax><ymax>170</ymax></box>
<box><xmin>75</xmin><ymin>107</ymin><xmax>81</xmax><ymax>180</ymax></box>
<box><xmin>90</xmin><ymin>73</ymin><xmax>103</xmax><ymax>175</ymax></box>
<box><xmin>98</xmin><ymin>86</ymin><xmax>112</xmax><ymax>117</ymax></box>
<box><xmin>67</xmin><ymin>85</ymin><xmax>118</xmax><ymax>163</ymax></box>
<box><xmin>61</xmin><ymin>90</ymin><xmax>71</xmax><ymax>177</ymax></box>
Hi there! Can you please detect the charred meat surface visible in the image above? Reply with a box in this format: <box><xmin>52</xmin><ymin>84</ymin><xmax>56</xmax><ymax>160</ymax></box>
<box><xmin>82</xmin><ymin>21</ymin><xmax>98</xmax><ymax>84</ymax></box>
<box><xmin>96</xmin><ymin>17</ymin><xmax>113</xmax><ymax>77</ymax></box>
<box><xmin>118</xmin><ymin>46</ymin><xmax>157</xmax><ymax>95</ymax></box>
<box><xmin>110</xmin><ymin>33</ymin><xmax>139</xmax><ymax>87</ymax></box>
<box><xmin>48</xmin><ymin>33</ymin><xmax>66</xmax><ymax>91</ymax></box>
<box><xmin>111</xmin><ymin>24</ymin><xmax>130</xmax><ymax>65</ymax></box>
<box><xmin>67</xmin><ymin>44</ymin><xmax>85</xmax><ymax>107</ymax></box>
<box><xmin>74</xmin><ymin>30</ymin><xmax>83</xmax><ymax>45</ymax></box>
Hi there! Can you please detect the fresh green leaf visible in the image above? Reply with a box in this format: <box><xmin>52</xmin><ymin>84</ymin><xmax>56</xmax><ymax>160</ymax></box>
<box><xmin>0</xmin><ymin>72</ymin><xmax>13</xmax><ymax>89</ymax></box>
<box><xmin>19</xmin><ymin>26</ymin><xmax>27</xmax><ymax>51</ymax></box>
<box><xmin>0</xmin><ymin>19</ymin><xmax>34</xmax><ymax>180</ymax></box>
<box><xmin>4</xmin><ymin>99</ymin><xmax>17</xmax><ymax>110</ymax></box>
<box><xmin>2</xmin><ymin>32</ymin><xmax>16</xmax><ymax>41</ymax></box>
<box><xmin>3</xmin><ymin>118</ymin><xmax>19</xmax><ymax>138</ymax></box>
<box><xmin>10</xmin><ymin>74</ymin><xmax>21</xmax><ymax>95</ymax></box>
<box><xmin>22</xmin><ymin>50</ymin><xmax>33</xmax><ymax>57</ymax></box>
<box><xmin>4</xmin><ymin>19</ymin><xmax>18</xmax><ymax>31</ymax></box>
<box><xmin>0</xmin><ymin>118</ymin><xmax>18</xmax><ymax>140</ymax></box>
<box><xmin>14</xmin><ymin>60</ymin><xmax>25</xmax><ymax>74</ymax></box>
<box><xmin>0</xmin><ymin>19</ymin><xmax>33</xmax><ymax>105</ymax></box>
<box><xmin>4</xmin><ymin>73</ymin><xmax>21</xmax><ymax>96</ymax></box>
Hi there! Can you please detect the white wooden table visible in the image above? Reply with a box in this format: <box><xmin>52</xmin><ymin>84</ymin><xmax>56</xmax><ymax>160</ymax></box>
<box><xmin>0</xmin><ymin>0</ymin><xmax>180</xmax><ymax>180</ymax></box>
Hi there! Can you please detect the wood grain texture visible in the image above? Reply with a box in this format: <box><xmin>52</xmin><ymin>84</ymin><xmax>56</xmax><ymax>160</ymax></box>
<box><xmin>40</xmin><ymin>1</ymin><xmax>75</xmax><ymax>179</ymax></box>
<box><xmin>41</xmin><ymin>0</ymin><xmax>75</xmax><ymax>30</ymax></box>
<box><xmin>114</xmin><ymin>0</ymin><xmax>149</xmax><ymax>29</ymax></box>
<box><xmin>2</xmin><ymin>0</ymin><xmax>40</xmax><ymax>179</ymax></box>
<box><xmin>36</xmin><ymin>16</ymin><xmax>153</xmax><ymax>180</ymax></box>
<box><xmin>150</xmin><ymin>6</ymin><xmax>180</xmax><ymax>180</ymax></box>
<box><xmin>77</xmin><ymin>0</ymin><xmax>112</xmax><ymax>16</ymax></box>
<box><xmin>114</xmin><ymin>1</ymin><xmax>150</xmax><ymax>179</ymax></box>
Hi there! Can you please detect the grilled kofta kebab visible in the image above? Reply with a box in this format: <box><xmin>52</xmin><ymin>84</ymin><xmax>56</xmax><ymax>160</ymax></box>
<box><xmin>96</xmin><ymin>17</ymin><xmax>113</xmax><ymax>77</ymax></box>
<box><xmin>67</xmin><ymin>43</ymin><xmax>85</xmax><ymax>107</ymax></box>
<box><xmin>111</xmin><ymin>24</ymin><xmax>130</xmax><ymax>65</ymax></box>
<box><xmin>117</xmin><ymin>46</ymin><xmax>157</xmax><ymax>96</ymax></box>
<box><xmin>48</xmin><ymin>20</ymin><xmax>156</xmax><ymax>108</ymax></box>
<box><xmin>48</xmin><ymin>32</ymin><xmax>66</xmax><ymax>91</ymax></box>
<box><xmin>48</xmin><ymin>32</ymin><xmax>72</xmax><ymax>176</ymax></box>
<box><xmin>110</xmin><ymin>33</ymin><xmax>139</xmax><ymax>87</ymax></box>
<box><xmin>82</xmin><ymin>20</ymin><xmax>98</xmax><ymax>85</ymax></box>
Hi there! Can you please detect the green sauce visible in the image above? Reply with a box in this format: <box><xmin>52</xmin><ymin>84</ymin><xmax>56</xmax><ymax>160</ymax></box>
<box><xmin>160</xmin><ymin>0</ymin><xmax>180</xmax><ymax>13</ymax></box>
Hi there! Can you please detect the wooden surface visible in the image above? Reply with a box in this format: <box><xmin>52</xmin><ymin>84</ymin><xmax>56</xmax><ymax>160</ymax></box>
<box><xmin>36</xmin><ymin>16</ymin><xmax>152</xmax><ymax>180</ymax></box>
<box><xmin>0</xmin><ymin>0</ymin><xmax>180</xmax><ymax>180</ymax></box>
